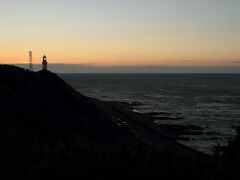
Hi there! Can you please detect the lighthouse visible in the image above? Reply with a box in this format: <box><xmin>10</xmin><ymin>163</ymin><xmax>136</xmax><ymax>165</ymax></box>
<box><xmin>42</xmin><ymin>55</ymin><xmax>48</xmax><ymax>70</ymax></box>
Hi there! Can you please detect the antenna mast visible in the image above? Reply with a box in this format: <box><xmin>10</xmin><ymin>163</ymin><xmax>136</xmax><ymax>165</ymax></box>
<box><xmin>29</xmin><ymin>51</ymin><xmax>33</xmax><ymax>71</ymax></box>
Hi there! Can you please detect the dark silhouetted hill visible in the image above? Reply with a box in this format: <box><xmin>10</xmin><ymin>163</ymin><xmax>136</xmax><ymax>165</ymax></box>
<box><xmin>0</xmin><ymin>65</ymin><xmax>230</xmax><ymax>179</ymax></box>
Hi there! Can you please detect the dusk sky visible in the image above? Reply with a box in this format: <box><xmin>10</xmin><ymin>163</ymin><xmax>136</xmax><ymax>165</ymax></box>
<box><xmin>1</xmin><ymin>0</ymin><xmax>240</xmax><ymax>69</ymax></box>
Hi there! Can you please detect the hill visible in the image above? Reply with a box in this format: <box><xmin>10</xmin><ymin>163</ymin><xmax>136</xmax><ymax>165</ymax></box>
<box><xmin>0</xmin><ymin>65</ymin><xmax>229</xmax><ymax>179</ymax></box>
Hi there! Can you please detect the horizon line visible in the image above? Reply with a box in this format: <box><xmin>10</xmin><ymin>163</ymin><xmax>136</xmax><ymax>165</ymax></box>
<box><xmin>6</xmin><ymin>63</ymin><xmax>240</xmax><ymax>68</ymax></box>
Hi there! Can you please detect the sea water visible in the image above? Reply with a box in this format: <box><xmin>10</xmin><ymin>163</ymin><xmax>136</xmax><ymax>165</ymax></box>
<box><xmin>60</xmin><ymin>74</ymin><xmax>240</xmax><ymax>155</ymax></box>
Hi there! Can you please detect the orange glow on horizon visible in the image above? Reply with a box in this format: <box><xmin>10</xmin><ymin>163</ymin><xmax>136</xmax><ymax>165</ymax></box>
<box><xmin>1</xmin><ymin>0</ymin><xmax>239</xmax><ymax>69</ymax></box>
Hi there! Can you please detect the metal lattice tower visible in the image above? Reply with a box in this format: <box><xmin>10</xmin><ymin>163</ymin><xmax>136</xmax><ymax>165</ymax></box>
<box><xmin>29</xmin><ymin>51</ymin><xmax>33</xmax><ymax>71</ymax></box>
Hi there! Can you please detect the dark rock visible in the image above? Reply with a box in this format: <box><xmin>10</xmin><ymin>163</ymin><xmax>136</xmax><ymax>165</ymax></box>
<box><xmin>157</xmin><ymin>124</ymin><xmax>204</xmax><ymax>138</ymax></box>
<box><xmin>130</xmin><ymin>101</ymin><xmax>143</xmax><ymax>106</ymax></box>
<box><xmin>151</xmin><ymin>116</ymin><xmax>184</xmax><ymax>121</ymax></box>
<box><xmin>145</xmin><ymin>111</ymin><xmax>172</xmax><ymax>116</ymax></box>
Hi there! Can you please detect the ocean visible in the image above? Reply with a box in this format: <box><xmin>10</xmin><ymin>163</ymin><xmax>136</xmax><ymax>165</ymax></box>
<box><xmin>59</xmin><ymin>74</ymin><xmax>240</xmax><ymax>155</ymax></box>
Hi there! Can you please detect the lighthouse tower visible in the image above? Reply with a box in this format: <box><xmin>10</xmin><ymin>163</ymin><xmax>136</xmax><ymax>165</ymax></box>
<box><xmin>42</xmin><ymin>55</ymin><xmax>48</xmax><ymax>70</ymax></box>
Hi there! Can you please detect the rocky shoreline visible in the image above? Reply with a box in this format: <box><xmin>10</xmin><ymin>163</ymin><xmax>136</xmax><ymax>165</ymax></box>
<box><xmin>106</xmin><ymin>101</ymin><xmax>209</xmax><ymax>149</ymax></box>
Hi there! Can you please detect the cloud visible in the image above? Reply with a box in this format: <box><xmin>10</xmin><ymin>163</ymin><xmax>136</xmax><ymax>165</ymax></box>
<box><xmin>228</xmin><ymin>61</ymin><xmax>240</xmax><ymax>64</ymax></box>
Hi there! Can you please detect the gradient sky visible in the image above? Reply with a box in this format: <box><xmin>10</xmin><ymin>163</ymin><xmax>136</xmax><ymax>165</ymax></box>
<box><xmin>1</xmin><ymin>0</ymin><xmax>240</xmax><ymax>67</ymax></box>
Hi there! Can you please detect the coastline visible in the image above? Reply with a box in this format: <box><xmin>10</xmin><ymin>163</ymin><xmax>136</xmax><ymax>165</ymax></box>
<box><xmin>98</xmin><ymin>100</ymin><xmax>214</xmax><ymax>155</ymax></box>
<box><xmin>93</xmin><ymin>99</ymin><xmax>213</xmax><ymax>160</ymax></box>
<box><xmin>59</xmin><ymin>73</ymin><xmax>240</xmax><ymax>155</ymax></box>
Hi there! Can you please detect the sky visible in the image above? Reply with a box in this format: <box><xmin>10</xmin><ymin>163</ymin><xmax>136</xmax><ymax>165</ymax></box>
<box><xmin>0</xmin><ymin>0</ymin><xmax>240</xmax><ymax>72</ymax></box>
